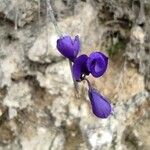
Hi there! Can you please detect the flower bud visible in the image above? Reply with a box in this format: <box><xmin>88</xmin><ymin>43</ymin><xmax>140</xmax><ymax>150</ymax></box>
<box><xmin>88</xmin><ymin>88</ymin><xmax>112</xmax><ymax>118</ymax></box>
<box><xmin>57</xmin><ymin>35</ymin><xmax>80</xmax><ymax>62</ymax></box>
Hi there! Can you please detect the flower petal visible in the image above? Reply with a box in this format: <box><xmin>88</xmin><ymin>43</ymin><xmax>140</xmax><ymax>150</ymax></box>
<box><xmin>87</xmin><ymin>52</ymin><xmax>108</xmax><ymax>77</ymax></box>
<box><xmin>88</xmin><ymin>88</ymin><xmax>112</xmax><ymax>118</ymax></box>
<box><xmin>73</xmin><ymin>35</ymin><xmax>80</xmax><ymax>57</ymax></box>
<box><xmin>72</xmin><ymin>54</ymin><xmax>89</xmax><ymax>81</ymax></box>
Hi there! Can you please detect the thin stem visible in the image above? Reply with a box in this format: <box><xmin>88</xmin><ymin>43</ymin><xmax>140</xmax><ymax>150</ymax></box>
<box><xmin>69</xmin><ymin>61</ymin><xmax>78</xmax><ymax>93</ymax></box>
<box><xmin>46</xmin><ymin>0</ymin><xmax>49</xmax><ymax>55</ymax></box>
<box><xmin>47</xmin><ymin>0</ymin><xmax>78</xmax><ymax>93</ymax></box>
<box><xmin>46</xmin><ymin>0</ymin><xmax>62</xmax><ymax>36</ymax></box>
<box><xmin>83</xmin><ymin>78</ymin><xmax>91</xmax><ymax>91</ymax></box>
<box><xmin>38</xmin><ymin>0</ymin><xmax>41</xmax><ymax>26</ymax></box>
<box><xmin>15</xmin><ymin>5</ymin><xmax>18</xmax><ymax>30</ymax></box>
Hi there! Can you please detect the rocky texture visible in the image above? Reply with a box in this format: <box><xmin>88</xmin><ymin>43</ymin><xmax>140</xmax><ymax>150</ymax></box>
<box><xmin>0</xmin><ymin>0</ymin><xmax>150</xmax><ymax>150</ymax></box>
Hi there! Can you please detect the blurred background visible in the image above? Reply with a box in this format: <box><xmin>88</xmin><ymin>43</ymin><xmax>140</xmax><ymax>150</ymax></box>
<box><xmin>0</xmin><ymin>0</ymin><xmax>149</xmax><ymax>150</ymax></box>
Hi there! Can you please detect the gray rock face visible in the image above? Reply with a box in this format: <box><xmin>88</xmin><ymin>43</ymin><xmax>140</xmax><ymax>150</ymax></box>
<box><xmin>0</xmin><ymin>0</ymin><xmax>149</xmax><ymax>150</ymax></box>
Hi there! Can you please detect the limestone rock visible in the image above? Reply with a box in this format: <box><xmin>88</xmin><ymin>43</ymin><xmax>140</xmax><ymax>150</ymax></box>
<box><xmin>0</xmin><ymin>0</ymin><xmax>149</xmax><ymax>150</ymax></box>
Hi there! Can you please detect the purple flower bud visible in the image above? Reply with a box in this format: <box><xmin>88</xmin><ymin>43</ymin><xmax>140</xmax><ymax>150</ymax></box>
<box><xmin>88</xmin><ymin>88</ymin><xmax>112</xmax><ymax>118</ymax></box>
<box><xmin>57</xmin><ymin>35</ymin><xmax>80</xmax><ymax>62</ymax></box>
<box><xmin>72</xmin><ymin>54</ymin><xmax>90</xmax><ymax>81</ymax></box>
<box><xmin>87</xmin><ymin>52</ymin><xmax>108</xmax><ymax>78</ymax></box>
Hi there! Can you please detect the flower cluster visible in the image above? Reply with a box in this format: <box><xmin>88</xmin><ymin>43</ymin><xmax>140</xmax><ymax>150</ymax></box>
<box><xmin>57</xmin><ymin>35</ymin><xmax>112</xmax><ymax>118</ymax></box>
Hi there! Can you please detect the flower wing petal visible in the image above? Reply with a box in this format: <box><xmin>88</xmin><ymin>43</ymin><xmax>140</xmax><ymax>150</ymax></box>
<box><xmin>72</xmin><ymin>54</ymin><xmax>89</xmax><ymax>81</ymax></box>
<box><xmin>87</xmin><ymin>52</ymin><xmax>108</xmax><ymax>77</ymax></box>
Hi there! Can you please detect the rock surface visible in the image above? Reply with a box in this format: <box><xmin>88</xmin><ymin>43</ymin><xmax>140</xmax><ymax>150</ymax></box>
<box><xmin>0</xmin><ymin>0</ymin><xmax>149</xmax><ymax>150</ymax></box>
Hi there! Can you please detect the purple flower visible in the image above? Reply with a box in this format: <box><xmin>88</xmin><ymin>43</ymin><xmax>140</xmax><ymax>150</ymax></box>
<box><xmin>87</xmin><ymin>52</ymin><xmax>108</xmax><ymax>78</ymax></box>
<box><xmin>72</xmin><ymin>54</ymin><xmax>90</xmax><ymax>81</ymax></box>
<box><xmin>57</xmin><ymin>35</ymin><xmax>80</xmax><ymax>62</ymax></box>
<box><xmin>88</xmin><ymin>88</ymin><xmax>112</xmax><ymax>118</ymax></box>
